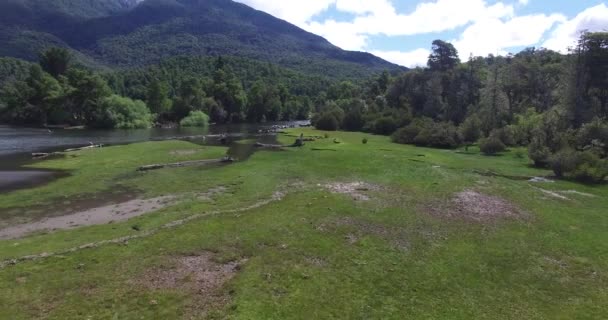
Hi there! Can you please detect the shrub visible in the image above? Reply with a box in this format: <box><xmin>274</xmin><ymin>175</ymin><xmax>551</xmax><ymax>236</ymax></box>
<box><xmin>549</xmin><ymin>149</ymin><xmax>579</xmax><ymax>177</ymax></box>
<box><xmin>479</xmin><ymin>136</ymin><xmax>506</xmax><ymax>155</ymax></box>
<box><xmin>373</xmin><ymin>117</ymin><xmax>398</xmax><ymax>135</ymax></box>
<box><xmin>576</xmin><ymin>118</ymin><xmax>608</xmax><ymax>157</ymax></box>
<box><xmin>570</xmin><ymin>152</ymin><xmax>608</xmax><ymax>183</ymax></box>
<box><xmin>490</xmin><ymin>127</ymin><xmax>516</xmax><ymax>146</ymax></box>
<box><xmin>342</xmin><ymin>110</ymin><xmax>365</xmax><ymax>131</ymax></box>
<box><xmin>392</xmin><ymin>125</ymin><xmax>420</xmax><ymax>144</ymax></box>
<box><xmin>425</xmin><ymin>122</ymin><xmax>461</xmax><ymax>148</ymax></box>
<box><xmin>180</xmin><ymin>111</ymin><xmax>210</xmax><ymax>128</ymax></box>
<box><xmin>528</xmin><ymin>137</ymin><xmax>551</xmax><ymax>167</ymax></box>
<box><xmin>314</xmin><ymin>113</ymin><xmax>339</xmax><ymax>131</ymax></box>
<box><xmin>459</xmin><ymin>115</ymin><xmax>482</xmax><ymax>147</ymax></box>
<box><xmin>98</xmin><ymin>95</ymin><xmax>153</xmax><ymax>129</ymax></box>
<box><xmin>394</xmin><ymin>120</ymin><xmax>461</xmax><ymax>149</ymax></box>
<box><xmin>362</xmin><ymin>138</ymin><xmax>368</xmax><ymax>144</ymax></box>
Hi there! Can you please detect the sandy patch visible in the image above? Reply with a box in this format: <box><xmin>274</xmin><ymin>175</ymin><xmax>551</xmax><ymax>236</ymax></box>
<box><xmin>529</xmin><ymin>177</ymin><xmax>554</xmax><ymax>183</ymax></box>
<box><xmin>169</xmin><ymin>149</ymin><xmax>201</xmax><ymax>156</ymax></box>
<box><xmin>136</xmin><ymin>252</ymin><xmax>244</xmax><ymax>317</ymax></box>
<box><xmin>560</xmin><ymin>190</ymin><xmax>595</xmax><ymax>197</ymax></box>
<box><xmin>0</xmin><ymin>196</ymin><xmax>176</xmax><ymax>239</ymax></box>
<box><xmin>323</xmin><ymin>182</ymin><xmax>379</xmax><ymax>201</ymax></box>
<box><xmin>431</xmin><ymin>190</ymin><xmax>523</xmax><ymax>222</ymax></box>
<box><xmin>535</xmin><ymin>188</ymin><xmax>570</xmax><ymax>200</ymax></box>
<box><xmin>195</xmin><ymin>186</ymin><xmax>228</xmax><ymax>201</ymax></box>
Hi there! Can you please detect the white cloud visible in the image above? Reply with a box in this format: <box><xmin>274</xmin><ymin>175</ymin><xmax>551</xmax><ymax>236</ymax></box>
<box><xmin>304</xmin><ymin>0</ymin><xmax>515</xmax><ymax>51</ymax></box>
<box><xmin>371</xmin><ymin>49</ymin><xmax>431</xmax><ymax>68</ymax></box>
<box><xmin>453</xmin><ymin>13</ymin><xmax>566</xmax><ymax>57</ymax></box>
<box><xmin>543</xmin><ymin>4</ymin><xmax>608</xmax><ymax>52</ymax></box>
<box><xmin>235</xmin><ymin>0</ymin><xmax>334</xmax><ymax>25</ymax></box>
<box><xmin>235</xmin><ymin>1</ymin><xmax>608</xmax><ymax>67</ymax></box>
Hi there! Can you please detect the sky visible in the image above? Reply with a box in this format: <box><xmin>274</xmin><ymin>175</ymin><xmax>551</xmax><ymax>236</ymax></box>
<box><xmin>234</xmin><ymin>0</ymin><xmax>608</xmax><ymax>67</ymax></box>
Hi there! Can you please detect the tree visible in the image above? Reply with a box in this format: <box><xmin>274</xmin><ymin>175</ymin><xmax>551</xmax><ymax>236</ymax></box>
<box><xmin>25</xmin><ymin>65</ymin><xmax>63</xmax><ymax>125</ymax></box>
<box><xmin>478</xmin><ymin>59</ymin><xmax>509</xmax><ymax>133</ymax></box>
<box><xmin>460</xmin><ymin>115</ymin><xmax>482</xmax><ymax>150</ymax></box>
<box><xmin>146</xmin><ymin>80</ymin><xmax>171</xmax><ymax>114</ymax></box>
<box><xmin>247</xmin><ymin>81</ymin><xmax>281</xmax><ymax>122</ymax></box>
<box><xmin>39</xmin><ymin>47</ymin><xmax>72</xmax><ymax>79</ymax></box>
<box><xmin>428</xmin><ymin>40</ymin><xmax>460</xmax><ymax>72</ymax></box>
<box><xmin>64</xmin><ymin>68</ymin><xmax>112</xmax><ymax>125</ymax></box>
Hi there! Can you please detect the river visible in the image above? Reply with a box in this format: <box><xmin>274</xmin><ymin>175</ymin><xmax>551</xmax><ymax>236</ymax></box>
<box><xmin>0</xmin><ymin>121</ymin><xmax>309</xmax><ymax>192</ymax></box>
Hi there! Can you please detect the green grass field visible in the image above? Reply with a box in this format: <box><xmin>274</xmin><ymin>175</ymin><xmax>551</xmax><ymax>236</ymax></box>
<box><xmin>1</xmin><ymin>129</ymin><xmax>607</xmax><ymax>319</ymax></box>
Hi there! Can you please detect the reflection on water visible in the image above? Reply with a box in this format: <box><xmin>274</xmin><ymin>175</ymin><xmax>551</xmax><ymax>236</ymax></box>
<box><xmin>0</xmin><ymin>121</ymin><xmax>308</xmax><ymax>193</ymax></box>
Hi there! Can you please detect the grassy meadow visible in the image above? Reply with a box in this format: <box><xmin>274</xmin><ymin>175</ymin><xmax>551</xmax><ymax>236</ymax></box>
<box><xmin>0</xmin><ymin>129</ymin><xmax>607</xmax><ymax>319</ymax></box>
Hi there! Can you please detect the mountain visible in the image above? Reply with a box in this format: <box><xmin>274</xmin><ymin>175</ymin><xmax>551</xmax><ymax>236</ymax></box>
<box><xmin>0</xmin><ymin>0</ymin><xmax>404</xmax><ymax>79</ymax></box>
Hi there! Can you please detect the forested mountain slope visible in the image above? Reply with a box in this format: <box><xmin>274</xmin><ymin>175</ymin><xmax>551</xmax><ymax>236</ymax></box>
<box><xmin>0</xmin><ymin>0</ymin><xmax>403</xmax><ymax>79</ymax></box>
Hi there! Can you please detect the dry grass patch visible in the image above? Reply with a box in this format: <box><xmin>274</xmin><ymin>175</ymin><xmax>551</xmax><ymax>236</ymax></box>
<box><xmin>323</xmin><ymin>182</ymin><xmax>381</xmax><ymax>201</ymax></box>
<box><xmin>429</xmin><ymin>190</ymin><xmax>524</xmax><ymax>223</ymax></box>
<box><xmin>136</xmin><ymin>252</ymin><xmax>246</xmax><ymax>317</ymax></box>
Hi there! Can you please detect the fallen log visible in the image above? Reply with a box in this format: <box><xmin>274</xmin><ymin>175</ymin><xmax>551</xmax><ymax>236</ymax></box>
<box><xmin>138</xmin><ymin>157</ymin><xmax>235</xmax><ymax>172</ymax></box>
<box><xmin>473</xmin><ymin>170</ymin><xmax>537</xmax><ymax>181</ymax></box>
<box><xmin>64</xmin><ymin>144</ymin><xmax>103</xmax><ymax>152</ymax></box>
<box><xmin>32</xmin><ymin>152</ymin><xmax>57</xmax><ymax>159</ymax></box>
<box><xmin>32</xmin><ymin>144</ymin><xmax>102</xmax><ymax>159</ymax></box>
<box><xmin>254</xmin><ymin>142</ymin><xmax>285</xmax><ymax>149</ymax></box>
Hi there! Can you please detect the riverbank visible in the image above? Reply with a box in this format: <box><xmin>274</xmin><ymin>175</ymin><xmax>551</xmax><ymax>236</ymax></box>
<box><xmin>1</xmin><ymin>129</ymin><xmax>607</xmax><ymax>319</ymax></box>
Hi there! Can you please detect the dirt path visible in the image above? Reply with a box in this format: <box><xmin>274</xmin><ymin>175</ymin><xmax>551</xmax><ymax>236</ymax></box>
<box><xmin>0</xmin><ymin>190</ymin><xmax>287</xmax><ymax>269</ymax></box>
<box><xmin>0</xmin><ymin>196</ymin><xmax>176</xmax><ymax>240</ymax></box>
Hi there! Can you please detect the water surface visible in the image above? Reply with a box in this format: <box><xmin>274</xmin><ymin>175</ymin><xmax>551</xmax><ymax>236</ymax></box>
<box><xmin>0</xmin><ymin>121</ymin><xmax>308</xmax><ymax>193</ymax></box>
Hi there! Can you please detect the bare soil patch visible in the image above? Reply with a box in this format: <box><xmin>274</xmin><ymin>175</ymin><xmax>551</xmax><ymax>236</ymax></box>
<box><xmin>136</xmin><ymin>252</ymin><xmax>245</xmax><ymax>317</ymax></box>
<box><xmin>0</xmin><ymin>196</ymin><xmax>176</xmax><ymax>239</ymax></box>
<box><xmin>195</xmin><ymin>186</ymin><xmax>228</xmax><ymax>201</ymax></box>
<box><xmin>430</xmin><ymin>190</ymin><xmax>524</xmax><ymax>223</ymax></box>
<box><xmin>320</xmin><ymin>217</ymin><xmax>409</xmax><ymax>252</ymax></box>
<box><xmin>323</xmin><ymin>182</ymin><xmax>380</xmax><ymax>201</ymax></box>
<box><xmin>169</xmin><ymin>149</ymin><xmax>201</xmax><ymax>156</ymax></box>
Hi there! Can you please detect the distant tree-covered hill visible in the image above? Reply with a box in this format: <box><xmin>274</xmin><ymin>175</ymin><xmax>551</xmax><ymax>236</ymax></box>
<box><xmin>0</xmin><ymin>0</ymin><xmax>404</xmax><ymax>79</ymax></box>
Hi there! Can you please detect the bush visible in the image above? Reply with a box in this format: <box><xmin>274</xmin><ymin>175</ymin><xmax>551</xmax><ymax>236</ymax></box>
<box><xmin>576</xmin><ymin>118</ymin><xmax>608</xmax><ymax>157</ymax></box>
<box><xmin>394</xmin><ymin>120</ymin><xmax>461</xmax><ymax>149</ymax></box>
<box><xmin>342</xmin><ymin>110</ymin><xmax>365</xmax><ymax>131</ymax></box>
<box><xmin>459</xmin><ymin>115</ymin><xmax>482</xmax><ymax>146</ymax></box>
<box><xmin>479</xmin><ymin>136</ymin><xmax>506</xmax><ymax>155</ymax></box>
<box><xmin>362</xmin><ymin>138</ymin><xmax>368</xmax><ymax>144</ymax></box>
<box><xmin>549</xmin><ymin>149</ymin><xmax>579</xmax><ymax>177</ymax></box>
<box><xmin>98</xmin><ymin>95</ymin><xmax>153</xmax><ymax>129</ymax></box>
<box><xmin>570</xmin><ymin>152</ymin><xmax>608</xmax><ymax>183</ymax></box>
<box><xmin>314</xmin><ymin>113</ymin><xmax>339</xmax><ymax>131</ymax></box>
<box><xmin>423</xmin><ymin>122</ymin><xmax>461</xmax><ymax>148</ymax></box>
<box><xmin>392</xmin><ymin>125</ymin><xmax>420</xmax><ymax>144</ymax></box>
<box><xmin>528</xmin><ymin>137</ymin><xmax>551</xmax><ymax>167</ymax></box>
<box><xmin>180</xmin><ymin>111</ymin><xmax>210</xmax><ymax>128</ymax></box>
<box><xmin>373</xmin><ymin>117</ymin><xmax>398</xmax><ymax>135</ymax></box>
<box><xmin>491</xmin><ymin>127</ymin><xmax>516</xmax><ymax>146</ymax></box>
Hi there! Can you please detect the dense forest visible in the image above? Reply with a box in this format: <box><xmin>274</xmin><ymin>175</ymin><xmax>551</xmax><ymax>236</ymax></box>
<box><xmin>311</xmin><ymin>33</ymin><xmax>608</xmax><ymax>183</ymax></box>
<box><xmin>0</xmin><ymin>49</ymin><xmax>322</xmax><ymax>128</ymax></box>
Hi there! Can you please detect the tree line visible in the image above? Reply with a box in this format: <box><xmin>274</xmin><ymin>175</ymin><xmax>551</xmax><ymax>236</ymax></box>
<box><xmin>0</xmin><ymin>51</ymin><xmax>319</xmax><ymax>129</ymax></box>
<box><xmin>311</xmin><ymin>33</ymin><xmax>608</xmax><ymax>183</ymax></box>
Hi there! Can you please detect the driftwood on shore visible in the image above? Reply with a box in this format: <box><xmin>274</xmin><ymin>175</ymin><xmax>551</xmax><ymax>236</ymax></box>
<box><xmin>254</xmin><ymin>142</ymin><xmax>285</xmax><ymax>149</ymax></box>
<box><xmin>138</xmin><ymin>157</ymin><xmax>234</xmax><ymax>172</ymax></box>
<box><xmin>32</xmin><ymin>144</ymin><xmax>103</xmax><ymax>159</ymax></box>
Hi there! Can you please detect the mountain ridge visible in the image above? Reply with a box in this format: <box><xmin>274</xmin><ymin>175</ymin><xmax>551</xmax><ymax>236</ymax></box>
<box><xmin>0</xmin><ymin>0</ymin><xmax>405</xmax><ymax>79</ymax></box>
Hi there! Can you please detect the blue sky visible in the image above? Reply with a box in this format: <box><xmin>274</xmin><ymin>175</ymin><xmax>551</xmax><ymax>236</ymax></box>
<box><xmin>235</xmin><ymin>0</ymin><xmax>608</xmax><ymax>67</ymax></box>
